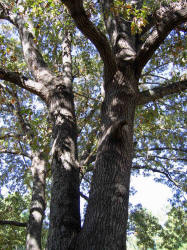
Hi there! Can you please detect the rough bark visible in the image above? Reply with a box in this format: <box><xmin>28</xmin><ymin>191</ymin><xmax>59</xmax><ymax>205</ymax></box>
<box><xmin>11</xmin><ymin>90</ymin><xmax>47</xmax><ymax>250</ymax></box>
<box><xmin>61</xmin><ymin>0</ymin><xmax>117</xmax><ymax>82</ymax></box>
<box><xmin>61</xmin><ymin>1</ymin><xmax>187</xmax><ymax>249</ymax></box>
<box><xmin>75</xmin><ymin>68</ymin><xmax>138</xmax><ymax>250</ymax></box>
<box><xmin>47</xmin><ymin>85</ymin><xmax>80</xmax><ymax>249</ymax></box>
<box><xmin>136</xmin><ymin>1</ymin><xmax>187</xmax><ymax>72</ymax></box>
<box><xmin>137</xmin><ymin>80</ymin><xmax>187</xmax><ymax>105</ymax></box>
<box><xmin>13</xmin><ymin>9</ymin><xmax>81</xmax><ymax>249</ymax></box>
<box><xmin>1</xmin><ymin>1</ymin><xmax>187</xmax><ymax>249</ymax></box>
<box><xmin>0</xmin><ymin>4</ymin><xmax>81</xmax><ymax>249</ymax></box>
<box><xmin>0</xmin><ymin>68</ymin><xmax>47</xmax><ymax>101</ymax></box>
<box><xmin>47</xmin><ymin>31</ymin><xmax>81</xmax><ymax>250</ymax></box>
<box><xmin>26</xmin><ymin>152</ymin><xmax>46</xmax><ymax>250</ymax></box>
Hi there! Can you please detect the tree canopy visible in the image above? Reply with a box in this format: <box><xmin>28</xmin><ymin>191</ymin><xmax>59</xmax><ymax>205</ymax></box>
<box><xmin>0</xmin><ymin>0</ymin><xmax>186</xmax><ymax>249</ymax></box>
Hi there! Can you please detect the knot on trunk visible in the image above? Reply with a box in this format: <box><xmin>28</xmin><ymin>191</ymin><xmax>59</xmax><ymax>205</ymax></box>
<box><xmin>99</xmin><ymin>119</ymin><xmax>128</xmax><ymax>146</ymax></box>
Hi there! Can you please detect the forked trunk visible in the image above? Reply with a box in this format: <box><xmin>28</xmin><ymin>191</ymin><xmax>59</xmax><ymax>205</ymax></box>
<box><xmin>75</xmin><ymin>69</ymin><xmax>137</xmax><ymax>250</ymax></box>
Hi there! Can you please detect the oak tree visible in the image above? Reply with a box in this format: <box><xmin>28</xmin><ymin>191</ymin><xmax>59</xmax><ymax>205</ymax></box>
<box><xmin>0</xmin><ymin>0</ymin><xmax>186</xmax><ymax>249</ymax></box>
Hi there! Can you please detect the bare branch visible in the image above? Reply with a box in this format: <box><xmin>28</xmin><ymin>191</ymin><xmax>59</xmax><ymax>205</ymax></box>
<box><xmin>74</xmin><ymin>91</ymin><xmax>99</xmax><ymax>102</ymax></box>
<box><xmin>0</xmin><ymin>133</ymin><xmax>23</xmax><ymax>140</ymax></box>
<box><xmin>80</xmin><ymin>191</ymin><xmax>88</xmax><ymax>201</ymax></box>
<box><xmin>136</xmin><ymin>2</ymin><xmax>187</xmax><ymax>72</ymax></box>
<box><xmin>132</xmin><ymin>165</ymin><xmax>181</xmax><ymax>188</ymax></box>
<box><xmin>136</xmin><ymin>80</ymin><xmax>187</xmax><ymax>105</ymax></box>
<box><xmin>82</xmin><ymin>151</ymin><xmax>96</xmax><ymax>167</ymax></box>
<box><xmin>137</xmin><ymin>147</ymin><xmax>187</xmax><ymax>153</ymax></box>
<box><xmin>100</xmin><ymin>0</ymin><xmax>117</xmax><ymax>48</ymax></box>
<box><xmin>0</xmin><ymin>68</ymin><xmax>47</xmax><ymax>101</ymax></box>
<box><xmin>61</xmin><ymin>0</ymin><xmax>117</xmax><ymax>82</ymax></box>
<box><xmin>11</xmin><ymin>89</ymin><xmax>34</xmax><ymax>137</ymax></box>
<box><xmin>0</xmin><ymin>149</ymin><xmax>30</xmax><ymax>158</ymax></box>
<box><xmin>141</xmin><ymin>63</ymin><xmax>170</xmax><ymax>77</ymax></box>
<box><xmin>145</xmin><ymin>74</ymin><xmax>169</xmax><ymax>81</ymax></box>
<box><xmin>136</xmin><ymin>155</ymin><xmax>186</xmax><ymax>162</ymax></box>
<box><xmin>0</xmin><ymin>220</ymin><xmax>27</xmax><ymax>227</ymax></box>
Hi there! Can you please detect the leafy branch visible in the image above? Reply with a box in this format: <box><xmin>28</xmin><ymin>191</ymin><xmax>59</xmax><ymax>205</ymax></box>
<box><xmin>132</xmin><ymin>165</ymin><xmax>181</xmax><ymax>189</ymax></box>
<box><xmin>136</xmin><ymin>2</ymin><xmax>187</xmax><ymax>72</ymax></box>
<box><xmin>137</xmin><ymin>80</ymin><xmax>187</xmax><ymax>105</ymax></box>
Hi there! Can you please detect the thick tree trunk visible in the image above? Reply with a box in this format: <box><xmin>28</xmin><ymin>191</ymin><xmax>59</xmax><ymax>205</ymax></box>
<box><xmin>26</xmin><ymin>151</ymin><xmax>46</xmax><ymax>250</ymax></box>
<box><xmin>75</xmin><ymin>69</ymin><xmax>137</xmax><ymax>250</ymax></box>
<box><xmin>47</xmin><ymin>31</ymin><xmax>81</xmax><ymax>249</ymax></box>
<box><xmin>47</xmin><ymin>83</ymin><xmax>81</xmax><ymax>249</ymax></box>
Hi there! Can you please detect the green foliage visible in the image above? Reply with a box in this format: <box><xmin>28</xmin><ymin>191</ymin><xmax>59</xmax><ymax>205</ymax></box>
<box><xmin>112</xmin><ymin>0</ymin><xmax>150</xmax><ymax>34</ymax></box>
<box><xmin>0</xmin><ymin>193</ymin><xmax>29</xmax><ymax>249</ymax></box>
<box><xmin>160</xmin><ymin>206</ymin><xmax>187</xmax><ymax>249</ymax></box>
<box><xmin>128</xmin><ymin>205</ymin><xmax>187</xmax><ymax>249</ymax></box>
<box><xmin>129</xmin><ymin>206</ymin><xmax>162</xmax><ymax>249</ymax></box>
<box><xmin>133</xmin><ymin>29</ymin><xmax>186</xmax><ymax>195</ymax></box>
<box><xmin>0</xmin><ymin>83</ymin><xmax>50</xmax><ymax>192</ymax></box>
<box><xmin>0</xmin><ymin>0</ymin><xmax>186</xmax><ymax>248</ymax></box>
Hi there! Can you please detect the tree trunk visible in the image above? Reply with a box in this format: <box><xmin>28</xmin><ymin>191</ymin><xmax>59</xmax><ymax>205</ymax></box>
<box><xmin>47</xmin><ymin>31</ymin><xmax>81</xmax><ymax>249</ymax></box>
<box><xmin>26</xmin><ymin>151</ymin><xmax>46</xmax><ymax>250</ymax></box>
<box><xmin>75</xmin><ymin>69</ymin><xmax>138</xmax><ymax>250</ymax></box>
<box><xmin>47</xmin><ymin>83</ymin><xmax>81</xmax><ymax>249</ymax></box>
<box><xmin>14</xmin><ymin>12</ymin><xmax>80</xmax><ymax>247</ymax></box>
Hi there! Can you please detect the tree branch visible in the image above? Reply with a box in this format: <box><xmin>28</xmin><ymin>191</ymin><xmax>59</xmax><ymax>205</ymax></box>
<box><xmin>11</xmin><ymin>89</ymin><xmax>34</xmax><ymax>137</ymax></box>
<box><xmin>0</xmin><ymin>220</ymin><xmax>27</xmax><ymax>227</ymax></box>
<box><xmin>61</xmin><ymin>0</ymin><xmax>117</xmax><ymax>82</ymax></box>
<box><xmin>141</xmin><ymin>62</ymin><xmax>169</xmax><ymax>77</ymax></box>
<box><xmin>136</xmin><ymin>155</ymin><xmax>186</xmax><ymax>162</ymax></box>
<box><xmin>136</xmin><ymin>2</ymin><xmax>187</xmax><ymax>72</ymax></box>
<box><xmin>80</xmin><ymin>191</ymin><xmax>88</xmax><ymax>201</ymax></box>
<box><xmin>0</xmin><ymin>68</ymin><xmax>47</xmax><ymax>101</ymax></box>
<box><xmin>132</xmin><ymin>165</ymin><xmax>180</xmax><ymax>188</ymax></box>
<box><xmin>74</xmin><ymin>91</ymin><xmax>99</xmax><ymax>102</ymax></box>
<box><xmin>0</xmin><ymin>133</ymin><xmax>23</xmax><ymax>140</ymax></box>
<box><xmin>137</xmin><ymin>147</ymin><xmax>187</xmax><ymax>153</ymax></box>
<box><xmin>136</xmin><ymin>80</ymin><xmax>187</xmax><ymax>105</ymax></box>
<box><xmin>82</xmin><ymin>151</ymin><xmax>96</xmax><ymax>167</ymax></box>
<box><xmin>15</xmin><ymin>13</ymin><xmax>53</xmax><ymax>84</ymax></box>
<box><xmin>0</xmin><ymin>2</ymin><xmax>14</xmax><ymax>25</ymax></box>
<box><xmin>0</xmin><ymin>2</ymin><xmax>56</xmax><ymax>101</ymax></box>
<box><xmin>101</xmin><ymin>0</ymin><xmax>117</xmax><ymax>48</ymax></box>
<box><xmin>1</xmin><ymin>2</ymin><xmax>54</xmax><ymax>93</ymax></box>
<box><xmin>0</xmin><ymin>149</ymin><xmax>30</xmax><ymax>158</ymax></box>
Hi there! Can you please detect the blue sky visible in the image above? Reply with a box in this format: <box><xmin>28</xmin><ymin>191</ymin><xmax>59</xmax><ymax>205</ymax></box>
<box><xmin>130</xmin><ymin>174</ymin><xmax>172</xmax><ymax>221</ymax></box>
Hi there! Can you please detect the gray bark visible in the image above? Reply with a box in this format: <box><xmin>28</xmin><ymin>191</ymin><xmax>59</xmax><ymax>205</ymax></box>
<box><xmin>11</xmin><ymin>90</ymin><xmax>47</xmax><ymax>250</ymax></box>
<box><xmin>0</xmin><ymin>1</ymin><xmax>187</xmax><ymax>249</ymax></box>
<box><xmin>75</xmin><ymin>68</ymin><xmax>138</xmax><ymax>250</ymax></box>
<box><xmin>26</xmin><ymin>152</ymin><xmax>46</xmax><ymax>250</ymax></box>
<box><xmin>0</xmin><ymin>4</ymin><xmax>81</xmax><ymax>249</ymax></box>
<box><xmin>47</xmin><ymin>31</ymin><xmax>81</xmax><ymax>249</ymax></box>
<box><xmin>62</xmin><ymin>1</ymin><xmax>187</xmax><ymax>249</ymax></box>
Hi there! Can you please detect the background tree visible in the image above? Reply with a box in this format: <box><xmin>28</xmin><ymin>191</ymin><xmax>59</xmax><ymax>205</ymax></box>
<box><xmin>127</xmin><ymin>203</ymin><xmax>187</xmax><ymax>249</ymax></box>
<box><xmin>0</xmin><ymin>192</ymin><xmax>28</xmax><ymax>249</ymax></box>
<box><xmin>0</xmin><ymin>80</ymin><xmax>49</xmax><ymax>249</ymax></box>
